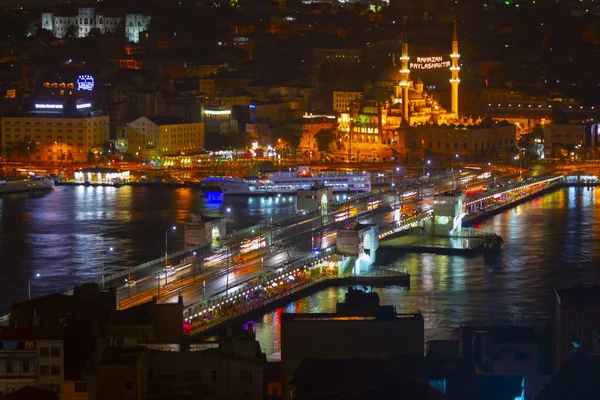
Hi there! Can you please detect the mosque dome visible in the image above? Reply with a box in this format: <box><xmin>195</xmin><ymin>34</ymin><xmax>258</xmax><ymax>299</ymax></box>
<box><xmin>408</xmin><ymin>89</ymin><xmax>424</xmax><ymax>101</ymax></box>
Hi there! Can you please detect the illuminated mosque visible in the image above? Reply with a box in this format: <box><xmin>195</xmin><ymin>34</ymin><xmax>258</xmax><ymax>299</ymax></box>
<box><xmin>337</xmin><ymin>22</ymin><xmax>463</xmax><ymax>160</ymax></box>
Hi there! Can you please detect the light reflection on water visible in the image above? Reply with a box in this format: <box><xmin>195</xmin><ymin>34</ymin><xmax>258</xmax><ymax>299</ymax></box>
<box><xmin>0</xmin><ymin>186</ymin><xmax>298</xmax><ymax>310</ymax></box>
<box><xmin>247</xmin><ymin>187</ymin><xmax>600</xmax><ymax>361</ymax></box>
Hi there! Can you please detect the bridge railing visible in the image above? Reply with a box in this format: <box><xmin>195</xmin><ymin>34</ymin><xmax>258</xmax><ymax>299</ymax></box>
<box><xmin>102</xmin><ymin>191</ymin><xmax>387</xmax><ymax>288</ymax></box>
<box><xmin>101</xmin><ymin>245</ymin><xmax>205</xmax><ymax>287</ymax></box>
<box><xmin>187</xmin><ymin>268</ymin><xmax>412</xmax><ymax>336</ymax></box>
<box><xmin>183</xmin><ymin>246</ymin><xmax>336</xmax><ymax>320</ymax></box>
<box><xmin>467</xmin><ymin>175</ymin><xmax>563</xmax><ymax>206</ymax></box>
<box><xmin>378</xmin><ymin>211</ymin><xmax>434</xmax><ymax>239</ymax></box>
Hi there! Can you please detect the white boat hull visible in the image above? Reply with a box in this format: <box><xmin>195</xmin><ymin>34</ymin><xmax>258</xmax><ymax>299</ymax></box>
<box><xmin>221</xmin><ymin>179</ymin><xmax>371</xmax><ymax>195</ymax></box>
<box><xmin>0</xmin><ymin>179</ymin><xmax>55</xmax><ymax>195</ymax></box>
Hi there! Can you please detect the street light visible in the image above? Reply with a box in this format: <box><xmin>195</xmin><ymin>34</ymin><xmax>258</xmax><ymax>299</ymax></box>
<box><xmin>28</xmin><ymin>273</ymin><xmax>40</xmax><ymax>300</ymax></box>
<box><xmin>391</xmin><ymin>166</ymin><xmax>400</xmax><ymax>209</ymax></box>
<box><xmin>452</xmin><ymin>154</ymin><xmax>459</xmax><ymax>190</ymax></box>
<box><xmin>164</xmin><ymin>226</ymin><xmax>176</xmax><ymax>284</ymax></box>
<box><xmin>101</xmin><ymin>247</ymin><xmax>114</xmax><ymax>289</ymax></box>
<box><xmin>422</xmin><ymin>160</ymin><xmax>431</xmax><ymax>198</ymax></box>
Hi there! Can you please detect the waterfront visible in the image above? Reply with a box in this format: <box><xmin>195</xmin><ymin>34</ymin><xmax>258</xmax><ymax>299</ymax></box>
<box><xmin>0</xmin><ymin>186</ymin><xmax>298</xmax><ymax>309</ymax></box>
<box><xmin>1</xmin><ymin>185</ymin><xmax>600</xmax><ymax>359</ymax></box>
<box><xmin>248</xmin><ymin>186</ymin><xmax>600</xmax><ymax>360</ymax></box>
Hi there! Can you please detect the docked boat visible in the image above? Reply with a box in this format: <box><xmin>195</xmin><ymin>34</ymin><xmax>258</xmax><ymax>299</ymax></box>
<box><xmin>220</xmin><ymin>166</ymin><xmax>372</xmax><ymax>195</ymax></box>
<box><xmin>199</xmin><ymin>176</ymin><xmax>240</xmax><ymax>192</ymax></box>
<box><xmin>0</xmin><ymin>176</ymin><xmax>55</xmax><ymax>195</ymax></box>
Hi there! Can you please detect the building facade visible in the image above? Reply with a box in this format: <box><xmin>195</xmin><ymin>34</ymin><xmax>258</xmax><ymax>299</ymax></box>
<box><xmin>125</xmin><ymin>14</ymin><xmax>152</xmax><ymax>43</ymax></box>
<box><xmin>0</xmin><ymin>330</ymin><xmax>64</xmax><ymax>397</ymax></box>
<box><xmin>281</xmin><ymin>310</ymin><xmax>424</xmax><ymax>400</ymax></box>
<box><xmin>555</xmin><ymin>286</ymin><xmax>600</xmax><ymax>370</ymax></box>
<box><xmin>41</xmin><ymin>8</ymin><xmax>150</xmax><ymax>42</ymax></box>
<box><xmin>294</xmin><ymin>115</ymin><xmax>336</xmax><ymax>158</ymax></box>
<box><xmin>95</xmin><ymin>326</ymin><xmax>265</xmax><ymax>400</ymax></box>
<box><xmin>126</xmin><ymin>116</ymin><xmax>204</xmax><ymax>156</ymax></box>
<box><xmin>203</xmin><ymin>107</ymin><xmax>239</xmax><ymax>135</ymax></box>
<box><xmin>543</xmin><ymin>123</ymin><xmax>586</xmax><ymax>160</ymax></box>
<box><xmin>1</xmin><ymin>111</ymin><xmax>109</xmax><ymax>163</ymax></box>
<box><xmin>332</xmin><ymin>90</ymin><xmax>362</xmax><ymax>112</ymax></box>
<box><xmin>408</xmin><ymin>123</ymin><xmax>517</xmax><ymax>159</ymax></box>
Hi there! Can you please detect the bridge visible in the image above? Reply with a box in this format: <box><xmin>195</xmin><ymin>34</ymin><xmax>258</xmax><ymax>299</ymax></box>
<box><xmin>177</xmin><ymin>175</ymin><xmax>578</xmax><ymax>337</ymax></box>
<box><xmin>2</xmin><ymin>172</ymin><xmax>594</xmax><ymax>329</ymax></box>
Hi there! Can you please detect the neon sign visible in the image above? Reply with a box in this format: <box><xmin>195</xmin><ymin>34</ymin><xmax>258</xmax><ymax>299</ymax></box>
<box><xmin>77</xmin><ymin>75</ymin><xmax>94</xmax><ymax>91</ymax></box>
<box><xmin>409</xmin><ymin>56</ymin><xmax>451</xmax><ymax>70</ymax></box>
<box><xmin>76</xmin><ymin>103</ymin><xmax>92</xmax><ymax>109</ymax></box>
<box><xmin>35</xmin><ymin>104</ymin><xmax>63</xmax><ymax>109</ymax></box>
<box><xmin>204</xmin><ymin>110</ymin><xmax>231</xmax><ymax>115</ymax></box>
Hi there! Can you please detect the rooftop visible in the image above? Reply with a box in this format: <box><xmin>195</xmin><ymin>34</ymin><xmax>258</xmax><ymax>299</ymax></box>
<box><xmin>536</xmin><ymin>355</ymin><xmax>600</xmax><ymax>400</ymax></box>
<box><xmin>282</xmin><ymin>310</ymin><xmax>423</xmax><ymax>322</ymax></box>
<box><xmin>556</xmin><ymin>284</ymin><xmax>600</xmax><ymax>308</ymax></box>
<box><xmin>3</xmin><ymin>386</ymin><xmax>58</xmax><ymax>400</ymax></box>
<box><xmin>111</xmin><ymin>301</ymin><xmax>154</xmax><ymax>326</ymax></box>
<box><xmin>292</xmin><ymin>357</ymin><xmax>444</xmax><ymax>400</ymax></box>
<box><xmin>148</xmin><ymin>116</ymin><xmax>195</xmax><ymax>126</ymax></box>
<box><xmin>100</xmin><ymin>347</ymin><xmax>145</xmax><ymax>366</ymax></box>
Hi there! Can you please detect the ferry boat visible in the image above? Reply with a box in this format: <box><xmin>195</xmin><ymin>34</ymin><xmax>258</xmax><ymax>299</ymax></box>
<box><xmin>0</xmin><ymin>176</ymin><xmax>55</xmax><ymax>195</ymax></box>
<box><xmin>219</xmin><ymin>166</ymin><xmax>371</xmax><ymax>195</ymax></box>
<box><xmin>199</xmin><ymin>176</ymin><xmax>239</xmax><ymax>192</ymax></box>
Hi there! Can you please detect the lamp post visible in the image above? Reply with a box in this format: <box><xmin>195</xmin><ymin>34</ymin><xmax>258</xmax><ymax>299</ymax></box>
<box><xmin>452</xmin><ymin>154</ymin><xmax>459</xmax><ymax>190</ymax></box>
<box><xmin>101</xmin><ymin>247</ymin><xmax>114</xmax><ymax>289</ymax></box>
<box><xmin>422</xmin><ymin>160</ymin><xmax>431</xmax><ymax>198</ymax></box>
<box><xmin>226</xmin><ymin>242</ymin><xmax>230</xmax><ymax>294</ymax></box>
<box><xmin>28</xmin><ymin>273</ymin><xmax>40</xmax><ymax>300</ymax></box>
<box><xmin>391</xmin><ymin>166</ymin><xmax>400</xmax><ymax>209</ymax></box>
<box><xmin>164</xmin><ymin>226</ymin><xmax>176</xmax><ymax>285</ymax></box>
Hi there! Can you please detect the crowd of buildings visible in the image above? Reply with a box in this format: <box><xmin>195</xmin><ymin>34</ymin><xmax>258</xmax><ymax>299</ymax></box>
<box><xmin>1</xmin><ymin>282</ymin><xmax>600</xmax><ymax>399</ymax></box>
<box><xmin>1</xmin><ymin>0</ymin><xmax>600</xmax><ymax>165</ymax></box>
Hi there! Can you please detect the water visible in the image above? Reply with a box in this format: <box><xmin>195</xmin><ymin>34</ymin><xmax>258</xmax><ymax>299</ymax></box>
<box><xmin>2</xmin><ymin>185</ymin><xmax>599</xmax><ymax>360</ymax></box>
<box><xmin>248</xmin><ymin>186</ymin><xmax>600</xmax><ymax>360</ymax></box>
<box><xmin>0</xmin><ymin>186</ymin><xmax>298</xmax><ymax>310</ymax></box>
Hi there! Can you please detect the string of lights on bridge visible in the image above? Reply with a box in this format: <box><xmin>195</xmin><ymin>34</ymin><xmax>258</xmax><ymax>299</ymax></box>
<box><xmin>486</xmin><ymin>103</ymin><xmax>596</xmax><ymax>110</ymax></box>
<box><xmin>465</xmin><ymin>176</ymin><xmax>563</xmax><ymax>207</ymax></box>
<box><xmin>185</xmin><ymin>248</ymin><xmax>336</xmax><ymax>324</ymax></box>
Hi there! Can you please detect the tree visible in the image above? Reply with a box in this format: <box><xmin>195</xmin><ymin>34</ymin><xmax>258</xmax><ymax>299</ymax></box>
<box><xmin>314</xmin><ymin>129</ymin><xmax>335</xmax><ymax>153</ymax></box>
<box><xmin>274</xmin><ymin>125</ymin><xmax>300</xmax><ymax>158</ymax></box>
<box><xmin>531</xmin><ymin>124</ymin><xmax>544</xmax><ymax>140</ymax></box>
<box><xmin>204</xmin><ymin>131</ymin><xmax>246</xmax><ymax>151</ymax></box>
<box><xmin>87</xmin><ymin>151</ymin><xmax>95</xmax><ymax>165</ymax></box>
<box><xmin>8</xmin><ymin>136</ymin><xmax>38</xmax><ymax>160</ymax></box>
<box><xmin>225</xmin><ymin>131</ymin><xmax>246</xmax><ymax>149</ymax></box>
<box><xmin>35</xmin><ymin>28</ymin><xmax>55</xmax><ymax>42</ymax></box>
<box><xmin>88</xmin><ymin>28</ymin><xmax>102</xmax><ymax>38</ymax></box>
<box><xmin>65</xmin><ymin>25</ymin><xmax>76</xmax><ymax>39</ymax></box>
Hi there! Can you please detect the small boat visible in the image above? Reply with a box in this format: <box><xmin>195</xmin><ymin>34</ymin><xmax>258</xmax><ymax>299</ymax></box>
<box><xmin>482</xmin><ymin>234</ymin><xmax>504</xmax><ymax>253</ymax></box>
<box><xmin>0</xmin><ymin>176</ymin><xmax>55</xmax><ymax>195</ymax></box>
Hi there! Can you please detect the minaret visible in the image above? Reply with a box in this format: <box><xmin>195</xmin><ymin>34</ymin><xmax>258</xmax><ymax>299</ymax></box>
<box><xmin>450</xmin><ymin>20</ymin><xmax>460</xmax><ymax>116</ymax></box>
<box><xmin>399</xmin><ymin>22</ymin><xmax>410</xmax><ymax>125</ymax></box>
